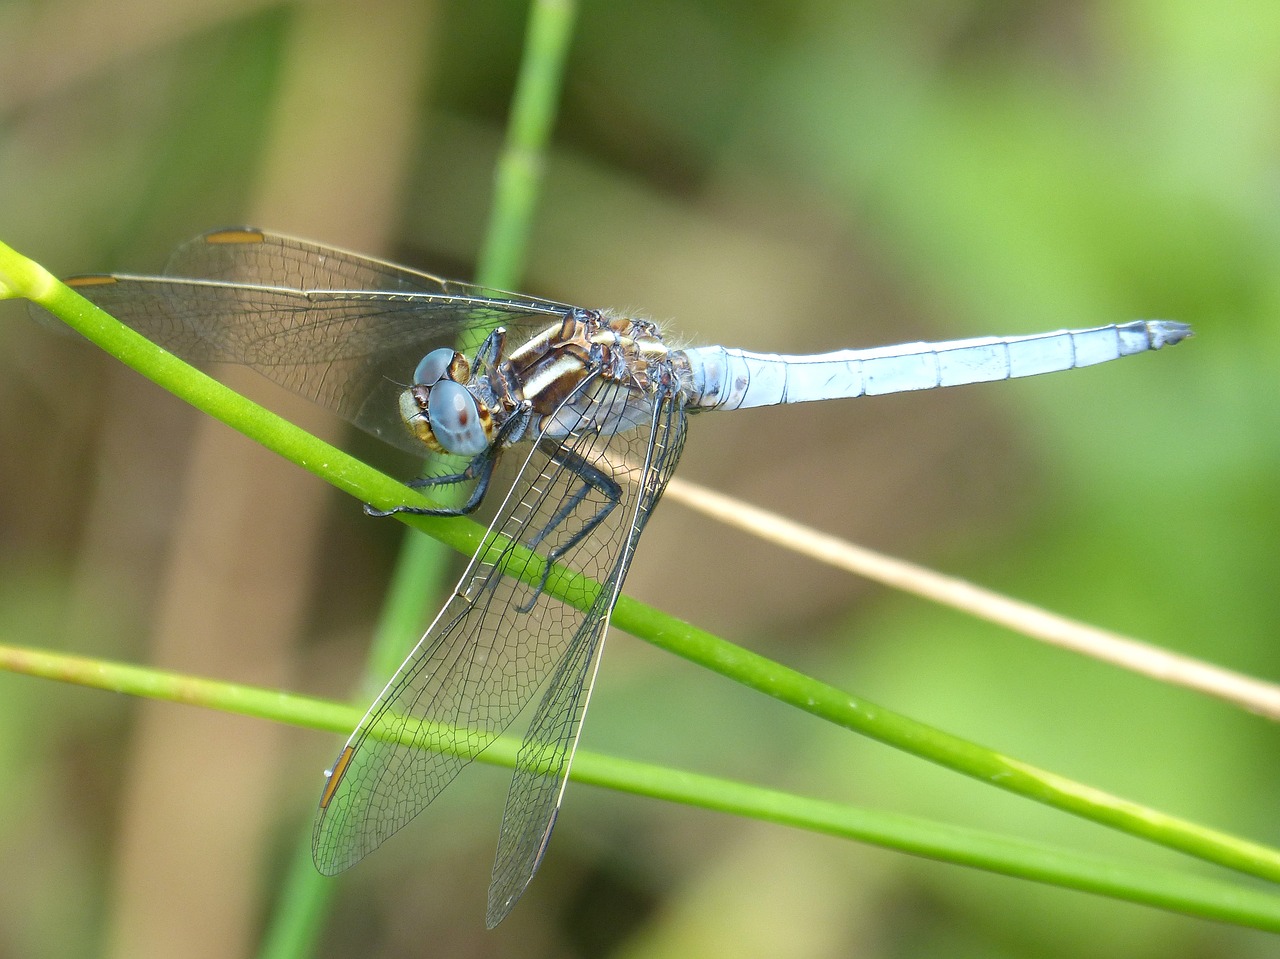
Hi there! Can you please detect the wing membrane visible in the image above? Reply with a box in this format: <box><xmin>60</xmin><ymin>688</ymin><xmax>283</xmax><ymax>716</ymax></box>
<box><xmin>311</xmin><ymin>369</ymin><xmax>688</xmax><ymax>887</ymax></box>
<box><xmin>485</xmin><ymin>394</ymin><xmax>686</xmax><ymax>926</ymax></box>
<box><xmin>50</xmin><ymin>245</ymin><xmax>570</xmax><ymax>454</ymax></box>
<box><xmin>162</xmin><ymin>227</ymin><xmax>578</xmax><ymax>309</ymax></box>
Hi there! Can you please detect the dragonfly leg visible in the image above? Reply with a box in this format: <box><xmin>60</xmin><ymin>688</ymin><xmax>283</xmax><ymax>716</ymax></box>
<box><xmin>515</xmin><ymin>444</ymin><xmax>621</xmax><ymax>613</ymax></box>
<box><xmin>363</xmin><ymin>451</ymin><xmax>497</xmax><ymax>517</ymax></box>
<box><xmin>470</xmin><ymin>327</ymin><xmax>507</xmax><ymax>380</ymax></box>
<box><xmin>365</xmin><ymin>405</ymin><xmax>531</xmax><ymax>518</ymax></box>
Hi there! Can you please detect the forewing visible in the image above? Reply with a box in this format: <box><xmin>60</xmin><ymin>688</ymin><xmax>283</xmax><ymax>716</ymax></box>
<box><xmin>51</xmin><ymin>273</ymin><xmax>565</xmax><ymax>455</ymax></box>
<box><xmin>485</xmin><ymin>395</ymin><xmax>687</xmax><ymax>927</ymax></box>
<box><xmin>162</xmin><ymin>227</ymin><xmax>578</xmax><ymax>309</ymax></box>
<box><xmin>312</xmin><ymin>372</ymin><xmax>685</xmax><ymax>877</ymax></box>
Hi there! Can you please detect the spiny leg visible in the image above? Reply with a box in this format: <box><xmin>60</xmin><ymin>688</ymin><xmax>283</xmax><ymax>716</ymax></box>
<box><xmin>363</xmin><ymin>449</ymin><xmax>499</xmax><ymax>518</ymax></box>
<box><xmin>366</xmin><ymin>405</ymin><xmax>531</xmax><ymax>518</ymax></box>
<box><xmin>516</xmin><ymin>442</ymin><xmax>621</xmax><ymax>613</ymax></box>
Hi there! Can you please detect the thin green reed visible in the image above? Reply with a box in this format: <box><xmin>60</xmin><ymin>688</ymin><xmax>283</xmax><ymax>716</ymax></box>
<box><xmin>1</xmin><ymin>635</ymin><xmax>1279</xmax><ymax>931</ymax></box>
<box><xmin>366</xmin><ymin>0</ymin><xmax>582</xmax><ymax>691</ymax></box>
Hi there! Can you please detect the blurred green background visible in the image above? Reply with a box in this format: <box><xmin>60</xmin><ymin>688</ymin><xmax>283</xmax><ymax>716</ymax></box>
<box><xmin>2</xmin><ymin>1</ymin><xmax>1278</xmax><ymax>957</ymax></box>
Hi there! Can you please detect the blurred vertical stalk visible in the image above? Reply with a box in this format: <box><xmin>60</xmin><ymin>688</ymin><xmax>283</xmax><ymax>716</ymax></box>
<box><xmin>260</xmin><ymin>2</ymin><xmax>579</xmax><ymax>957</ymax></box>
<box><xmin>242</xmin><ymin>3</ymin><xmax>439</xmax><ymax>959</ymax></box>
<box><xmin>362</xmin><ymin>0</ymin><xmax>579</xmax><ymax>683</ymax></box>
<box><xmin>101</xmin><ymin>6</ymin><xmax>432</xmax><ymax>959</ymax></box>
<box><xmin>476</xmin><ymin>0</ymin><xmax>580</xmax><ymax>289</ymax></box>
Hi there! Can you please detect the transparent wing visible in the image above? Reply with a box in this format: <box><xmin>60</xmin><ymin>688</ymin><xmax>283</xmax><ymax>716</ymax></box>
<box><xmin>486</xmin><ymin>394</ymin><xmax>686</xmax><ymax>927</ymax></box>
<box><xmin>61</xmin><ymin>275</ymin><xmax>566</xmax><ymax>453</ymax></box>
<box><xmin>311</xmin><ymin>372</ymin><xmax>687</xmax><ymax>888</ymax></box>
<box><xmin>160</xmin><ymin>227</ymin><xmax>579</xmax><ymax>309</ymax></box>
<box><xmin>39</xmin><ymin>228</ymin><xmax>574</xmax><ymax>454</ymax></box>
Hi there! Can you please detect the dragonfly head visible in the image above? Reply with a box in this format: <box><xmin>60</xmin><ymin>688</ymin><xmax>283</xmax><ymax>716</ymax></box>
<box><xmin>400</xmin><ymin>348</ymin><xmax>494</xmax><ymax>457</ymax></box>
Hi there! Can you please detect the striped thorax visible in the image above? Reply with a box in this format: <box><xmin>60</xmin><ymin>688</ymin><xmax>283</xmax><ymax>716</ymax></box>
<box><xmin>398</xmin><ymin>309</ymin><xmax>679</xmax><ymax>456</ymax></box>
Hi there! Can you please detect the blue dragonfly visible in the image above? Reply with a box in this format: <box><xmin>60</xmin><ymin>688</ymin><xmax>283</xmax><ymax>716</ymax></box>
<box><xmin>51</xmin><ymin>227</ymin><xmax>1191</xmax><ymax>926</ymax></box>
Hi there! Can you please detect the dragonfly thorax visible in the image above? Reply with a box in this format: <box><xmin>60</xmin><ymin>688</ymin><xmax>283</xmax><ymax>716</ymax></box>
<box><xmin>400</xmin><ymin>313</ymin><xmax>682</xmax><ymax>458</ymax></box>
<box><xmin>507</xmin><ymin>312</ymin><xmax>678</xmax><ymax>440</ymax></box>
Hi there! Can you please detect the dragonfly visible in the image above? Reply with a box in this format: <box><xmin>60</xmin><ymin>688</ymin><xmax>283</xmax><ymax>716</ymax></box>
<box><xmin>46</xmin><ymin>227</ymin><xmax>1191</xmax><ymax>926</ymax></box>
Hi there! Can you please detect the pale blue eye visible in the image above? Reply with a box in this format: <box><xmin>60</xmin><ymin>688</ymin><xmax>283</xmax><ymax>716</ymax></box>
<box><xmin>428</xmin><ymin>380</ymin><xmax>488</xmax><ymax>456</ymax></box>
<box><xmin>414</xmin><ymin>348</ymin><xmax>455</xmax><ymax>386</ymax></box>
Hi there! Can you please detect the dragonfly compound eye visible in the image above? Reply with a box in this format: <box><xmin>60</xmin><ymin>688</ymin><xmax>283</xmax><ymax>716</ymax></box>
<box><xmin>413</xmin><ymin>347</ymin><xmax>457</xmax><ymax>386</ymax></box>
<box><xmin>427</xmin><ymin>380</ymin><xmax>491</xmax><ymax>457</ymax></box>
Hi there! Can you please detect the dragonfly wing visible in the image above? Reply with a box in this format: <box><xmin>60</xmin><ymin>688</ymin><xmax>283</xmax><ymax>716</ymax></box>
<box><xmin>51</xmin><ymin>273</ymin><xmax>565</xmax><ymax>455</ymax></box>
<box><xmin>485</xmin><ymin>394</ymin><xmax>687</xmax><ymax>927</ymax></box>
<box><xmin>163</xmin><ymin>227</ymin><xmax>581</xmax><ymax>308</ymax></box>
<box><xmin>164</xmin><ymin>227</ymin><xmax>461</xmax><ymax>292</ymax></box>
<box><xmin>312</xmin><ymin>372</ymin><xmax>687</xmax><ymax>883</ymax></box>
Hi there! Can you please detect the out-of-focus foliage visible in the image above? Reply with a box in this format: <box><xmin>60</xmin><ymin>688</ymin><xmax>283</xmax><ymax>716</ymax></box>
<box><xmin>1</xmin><ymin>2</ymin><xmax>1276</xmax><ymax>957</ymax></box>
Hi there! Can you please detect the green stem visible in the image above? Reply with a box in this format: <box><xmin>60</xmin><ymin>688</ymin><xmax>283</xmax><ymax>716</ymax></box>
<box><xmin>615</xmin><ymin>595</ymin><xmax>1280</xmax><ymax>882</ymax></box>
<box><xmin>476</xmin><ymin>0</ymin><xmax>579</xmax><ymax>288</ymax></box>
<box><xmin>366</xmin><ymin>0</ymin><xmax>581</xmax><ymax>693</ymax></box>
<box><xmin>1</xmin><ymin>639</ymin><xmax>1279</xmax><ymax>931</ymax></box>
